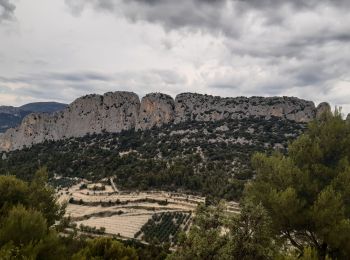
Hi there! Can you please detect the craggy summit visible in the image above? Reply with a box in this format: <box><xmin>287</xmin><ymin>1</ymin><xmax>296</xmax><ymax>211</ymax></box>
<box><xmin>0</xmin><ymin>91</ymin><xmax>328</xmax><ymax>151</ymax></box>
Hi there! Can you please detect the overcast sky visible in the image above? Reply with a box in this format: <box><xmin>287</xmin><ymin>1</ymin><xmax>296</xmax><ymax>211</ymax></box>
<box><xmin>0</xmin><ymin>0</ymin><xmax>349</xmax><ymax>113</ymax></box>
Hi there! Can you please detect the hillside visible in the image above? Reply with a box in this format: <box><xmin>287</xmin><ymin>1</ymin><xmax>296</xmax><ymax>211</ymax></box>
<box><xmin>0</xmin><ymin>102</ymin><xmax>67</xmax><ymax>133</ymax></box>
<box><xmin>0</xmin><ymin>116</ymin><xmax>305</xmax><ymax>200</ymax></box>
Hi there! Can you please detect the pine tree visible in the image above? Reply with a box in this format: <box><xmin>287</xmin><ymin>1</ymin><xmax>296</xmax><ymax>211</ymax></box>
<box><xmin>247</xmin><ymin>110</ymin><xmax>350</xmax><ymax>259</ymax></box>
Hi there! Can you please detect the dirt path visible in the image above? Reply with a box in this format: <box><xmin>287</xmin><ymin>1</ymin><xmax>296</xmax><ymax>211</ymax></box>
<box><xmin>110</xmin><ymin>177</ymin><xmax>119</xmax><ymax>193</ymax></box>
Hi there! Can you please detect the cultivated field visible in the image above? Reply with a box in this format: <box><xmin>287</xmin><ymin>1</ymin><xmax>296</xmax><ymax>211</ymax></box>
<box><xmin>56</xmin><ymin>177</ymin><xmax>224</xmax><ymax>243</ymax></box>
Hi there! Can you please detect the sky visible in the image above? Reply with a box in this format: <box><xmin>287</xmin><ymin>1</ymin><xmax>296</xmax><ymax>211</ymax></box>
<box><xmin>0</xmin><ymin>0</ymin><xmax>349</xmax><ymax>113</ymax></box>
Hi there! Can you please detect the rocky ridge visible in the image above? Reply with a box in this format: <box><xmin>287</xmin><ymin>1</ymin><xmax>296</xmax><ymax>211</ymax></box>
<box><xmin>0</xmin><ymin>91</ymin><xmax>328</xmax><ymax>151</ymax></box>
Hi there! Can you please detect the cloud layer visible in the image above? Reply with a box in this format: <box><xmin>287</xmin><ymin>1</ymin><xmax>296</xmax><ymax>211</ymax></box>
<box><xmin>64</xmin><ymin>0</ymin><xmax>350</xmax><ymax>108</ymax></box>
<box><xmin>0</xmin><ymin>0</ymin><xmax>349</xmax><ymax>114</ymax></box>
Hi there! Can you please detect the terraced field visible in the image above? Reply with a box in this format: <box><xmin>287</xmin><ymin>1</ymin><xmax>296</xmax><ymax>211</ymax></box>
<box><xmin>57</xmin><ymin>177</ymin><xmax>219</xmax><ymax>242</ymax></box>
<box><xmin>76</xmin><ymin>213</ymin><xmax>152</xmax><ymax>238</ymax></box>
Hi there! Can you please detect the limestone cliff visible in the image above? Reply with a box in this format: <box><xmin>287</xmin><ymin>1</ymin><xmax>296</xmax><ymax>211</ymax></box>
<box><xmin>175</xmin><ymin>93</ymin><xmax>316</xmax><ymax>123</ymax></box>
<box><xmin>137</xmin><ymin>93</ymin><xmax>175</xmax><ymax>130</ymax></box>
<box><xmin>0</xmin><ymin>91</ymin><xmax>329</xmax><ymax>151</ymax></box>
<box><xmin>0</xmin><ymin>92</ymin><xmax>140</xmax><ymax>151</ymax></box>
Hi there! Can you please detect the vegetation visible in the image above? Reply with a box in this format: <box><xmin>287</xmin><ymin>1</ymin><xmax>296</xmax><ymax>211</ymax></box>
<box><xmin>72</xmin><ymin>237</ymin><xmax>138</xmax><ymax>260</ymax></box>
<box><xmin>3</xmin><ymin>112</ymin><xmax>350</xmax><ymax>258</ymax></box>
<box><xmin>0</xmin><ymin>117</ymin><xmax>305</xmax><ymax>200</ymax></box>
<box><xmin>138</xmin><ymin>212</ymin><xmax>191</xmax><ymax>244</ymax></box>
<box><xmin>0</xmin><ymin>169</ymin><xmax>171</xmax><ymax>259</ymax></box>
<box><xmin>173</xmin><ymin>111</ymin><xmax>350</xmax><ymax>259</ymax></box>
<box><xmin>247</xmin><ymin>110</ymin><xmax>350</xmax><ymax>259</ymax></box>
<box><xmin>79</xmin><ymin>224</ymin><xmax>106</xmax><ymax>235</ymax></box>
<box><xmin>0</xmin><ymin>168</ymin><xmax>67</xmax><ymax>259</ymax></box>
<box><xmin>168</xmin><ymin>200</ymin><xmax>277</xmax><ymax>260</ymax></box>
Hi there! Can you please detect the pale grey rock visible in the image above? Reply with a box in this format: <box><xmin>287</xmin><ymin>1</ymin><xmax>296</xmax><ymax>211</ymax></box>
<box><xmin>137</xmin><ymin>93</ymin><xmax>175</xmax><ymax>130</ymax></box>
<box><xmin>215</xmin><ymin>125</ymin><xmax>229</xmax><ymax>132</ymax></box>
<box><xmin>316</xmin><ymin>102</ymin><xmax>331</xmax><ymax>119</ymax></box>
<box><xmin>0</xmin><ymin>91</ymin><xmax>140</xmax><ymax>151</ymax></box>
<box><xmin>174</xmin><ymin>93</ymin><xmax>316</xmax><ymax>123</ymax></box>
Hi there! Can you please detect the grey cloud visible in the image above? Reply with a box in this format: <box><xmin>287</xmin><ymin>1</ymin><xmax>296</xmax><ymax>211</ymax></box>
<box><xmin>0</xmin><ymin>69</ymin><xmax>186</xmax><ymax>103</ymax></box>
<box><xmin>0</xmin><ymin>71</ymin><xmax>113</xmax><ymax>84</ymax></box>
<box><xmin>151</xmin><ymin>70</ymin><xmax>186</xmax><ymax>85</ymax></box>
<box><xmin>64</xmin><ymin>0</ymin><xmax>350</xmax><ymax>102</ymax></box>
<box><xmin>49</xmin><ymin>72</ymin><xmax>113</xmax><ymax>82</ymax></box>
<box><xmin>238</xmin><ymin>0</ymin><xmax>350</xmax><ymax>9</ymax></box>
<box><xmin>210</xmin><ymin>84</ymin><xmax>239</xmax><ymax>90</ymax></box>
<box><xmin>0</xmin><ymin>0</ymin><xmax>15</xmax><ymax>22</ymax></box>
<box><xmin>65</xmin><ymin>0</ymin><xmax>350</xmax><ymax>35</ymax></box>
<box><xmin>65</xmin><ymin>0</ymin><xmax>350</xmax><ymax>60</ymax></box>
<box><xmin>65</xmin><ymin>0</ymin><xmax>239</xmax><ymax>36</ymax></box>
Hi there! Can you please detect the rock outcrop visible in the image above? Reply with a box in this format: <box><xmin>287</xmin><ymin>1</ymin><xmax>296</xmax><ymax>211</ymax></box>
<box><xmin>137</xmin><ymin>93</ymin><xmax>175</xmax><ymax>130</ymax></box>
<box><xmin>175</xmin><ymin>93</ymin><xmax>316</xmax><ymax>123</ymax></box>
<box><xmin>316</xmin><ymin>102</ymin><xmax>331</xmax><ymax>119</ymax></box>
<box><xmin>0</xmin><ymin>91</ymin><xmax>328</xmax><ymax>151</ymax></box>
<box><xmin>0</xmin><ymin>92</ymin><xmax>140</xmax><ymax>151</ymax></box>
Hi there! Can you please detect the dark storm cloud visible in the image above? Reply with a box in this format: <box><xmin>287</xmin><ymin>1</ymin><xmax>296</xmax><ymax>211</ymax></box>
<box><xmin>0</xmin><ymin>0</ymin><xmax>15</xmax><ymax>22</ymax></box>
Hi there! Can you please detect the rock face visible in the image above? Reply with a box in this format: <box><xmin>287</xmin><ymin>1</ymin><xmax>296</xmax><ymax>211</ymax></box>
<box><xmin>175</xmin><ymin>93</ymin><xmax>316</xmax><ymax>123</ymax></box>
<box><xmin>137</xmin><ymin>93</ymin><xmax>175</xmax><ymax>130</ymax></box>
<box><xmin>0</xmin><ymin>91</ymin><xmax>327</xmax><ymax>151</ymax></box>
<box><xmin>316</xmin><ymin>102</ymin><xmax>331</xmax><ymax>119</ymax></box>
<box><xmin>0</xmin><ymin>92</ymin><xmax>140</xmax><ymax>151</ymax></box>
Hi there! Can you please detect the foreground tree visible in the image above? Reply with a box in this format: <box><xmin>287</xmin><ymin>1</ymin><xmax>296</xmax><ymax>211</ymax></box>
<box><xmin>169</xmin><ymin>200</ymin><xmax>277</xmax><ymax>260</ymax></box>
<box><xmin>0</xmin><ymin>167</ymin><xmax>65</xmax><ymax>225</ymax></box>
<box><xmin>247</xmin><ymin>111</ymin><xmax>350</xmax><ymax>259</ymax></box>
<box><xmin>0</xmin><ymin>168</ymin><xmax>67</xmax><ymax>259</ymax></box>
<box><xmin>72</xmin><ymin>237</ymin><xmax>138</xmax><ymax>260</ymax></box>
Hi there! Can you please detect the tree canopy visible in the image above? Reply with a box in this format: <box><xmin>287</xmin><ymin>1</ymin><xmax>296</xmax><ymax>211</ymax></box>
<box><xmin>247</xmin><ymin>111</ymin><xmax>350</xmax><ymax>259</ymax></box>
<box><xmin>168</xmin><ymin>200</ymin><xmax>277</xmax><ymax>260</ymax></box>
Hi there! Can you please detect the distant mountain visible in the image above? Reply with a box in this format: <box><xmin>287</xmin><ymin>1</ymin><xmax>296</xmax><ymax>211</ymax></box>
<box><xmin>19</xmin><ymin>102</ymin><xmax>67</xmax><ymax>113</ymax></box>
<box><xmin>0</xmin><ymin>102</ymin><xmax>67</xmax><ymax>133</ymax></box>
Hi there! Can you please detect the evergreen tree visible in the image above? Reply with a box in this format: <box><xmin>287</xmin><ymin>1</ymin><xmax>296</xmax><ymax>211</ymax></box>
<box><xmin>72</xmin><ymin>237</ymin><xmax>138</xmax><ymax>260</ymax></box>
<box><xmin>247</xmin><ymin>111</ymin><xmax>350</xmax><ymax>259</ymax></box>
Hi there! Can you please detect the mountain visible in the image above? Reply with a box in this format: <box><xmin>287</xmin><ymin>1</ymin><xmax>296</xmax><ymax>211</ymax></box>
<box><xmin>19</xmin><ymin>102</ymin><xmax>67</xmax><ymax>113</ymax></box>
<box><xmin>0</xmin><ymin>91</ymin><xmax>328</xmax><ymax>151</ymax></box>
<box><xmin>0</xmin><ymin>91</ymin><xmax>332</xmax><ymax>199</ymax></box>
<box><xmin>0</xmin><ymin>102</ymin><xmax>67</xmax><ymax>133</ymax></box>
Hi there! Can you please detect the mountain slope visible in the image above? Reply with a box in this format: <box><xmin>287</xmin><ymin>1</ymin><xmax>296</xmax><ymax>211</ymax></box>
<box><xmin>0</xmin><ymin>116</ymin><xmax>305</xmax><ymax>200</ymax></box>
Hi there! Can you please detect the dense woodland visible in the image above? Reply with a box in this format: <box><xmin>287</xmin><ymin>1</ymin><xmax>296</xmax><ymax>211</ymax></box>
<box><xmin>0</xmin><ymin>116</ymin><xmax>305</xmax><ymax>200</ymax></box>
